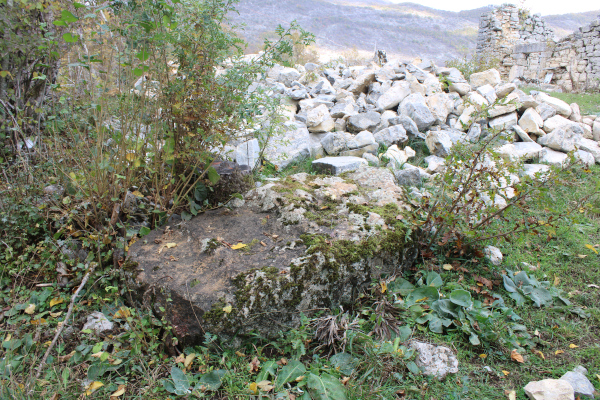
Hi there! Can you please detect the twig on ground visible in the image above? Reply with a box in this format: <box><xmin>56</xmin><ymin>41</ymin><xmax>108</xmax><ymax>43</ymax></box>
<box><xmin>30</xmin><ymin>263</ymin><xmax>96</xmax><ymax>387</ymax></box>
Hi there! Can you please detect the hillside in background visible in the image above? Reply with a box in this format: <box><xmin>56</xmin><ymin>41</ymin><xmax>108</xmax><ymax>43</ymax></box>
<box><xmin>228</xmin><ymin>0</ymin><xmax>599</xmax><ymax>63</ymax></box>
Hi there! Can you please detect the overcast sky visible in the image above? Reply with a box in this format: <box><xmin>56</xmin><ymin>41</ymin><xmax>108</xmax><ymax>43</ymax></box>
<box><xmin>385</xmin><ymin>1</ymin><xmax>600</xmax><ymax>16</ymax></box>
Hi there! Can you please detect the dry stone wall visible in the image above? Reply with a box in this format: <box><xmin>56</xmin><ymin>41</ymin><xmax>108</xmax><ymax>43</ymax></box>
<box><xmin>476</xmin><ymin>5</ymin><xmax>600</xmax><ymax>92</ymax></box>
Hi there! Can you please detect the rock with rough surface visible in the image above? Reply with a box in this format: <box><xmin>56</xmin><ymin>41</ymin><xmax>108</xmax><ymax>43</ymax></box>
<box><xmin>539</xmin><ymin>148</ymin><xmax>568</xmax><ymax>167</ymax></box>
<box><xmin>399</xmin><ymin>93</ymin><xmax>436</xmax><ymax>131</ymax></box>
<box><xmin>484</xmin><ymin>246</ymin><xmax>502</xmax><ymax>266</ymax></box>
<box><xmin>560</xmin><ymin>371</ymin><xmax>595</xmax><ymax>399</ymax></box>
<box><xmin>376</xmin><ymin>81</ymin><xmax>411</xmax><ymax>111</ymax></box>
<box><xmin>347</xmin><ymin>112</ymin><xmax>382</xmax><ymax>133</ymax></box>
<box><xmin>524</xmin><ymin>379</ymin><xmax>575</xmax><ymax>400</ymax></box>
<box><xmin>538</xmin><ymin>125</ymin><xmax>583</xmax><ymax>153</ymax></box>
<box><xmin>469</xmin><ymin>68</ymin><xmax>501</xmax><ymax>89</ymax></box>
<box><xmin>82</xmin><ymin>312</ymin><xmax>114</xmax><ymax>334</ymax></box>
<box><xmin>489</xmin><ymin>112</ymin><xmax>518</xmax><ymax>131</ymax></box>
<box><xmin>235</xmin><ymin>139</ymin><xmax>260</xmax><ymax>169</ymax></box>
<box><xmin>312</xmin><ymin>156</ymin><xmax>367</xmax><ymax>175</ymax></box>
<box><xmin>426</xmin><ymin>130</ymin><xmax>453</xmax><ymax>157</ymax></box>
<box><xmin>409</xmin><ymin>341</ymin><xmax>459</xmax><ymax>381</ymax></box>
<box><xmin>519</xmin><ymin>108</ymin><xmax>544</xmax><ymax>134</ymax></box>
<box><xmin>374</xmin><ymin>125</ymin><xmax>408</xmax><ymax>147</ymax></box>
<box><xmin>129</xmin><ymin>169</ymin><xmax>416</xmax><ymax>344</ymax></box>
<box><xmin>536</xmin><ymin>92</ymin><xmax>572</xmax><ymax>118</ymax></box>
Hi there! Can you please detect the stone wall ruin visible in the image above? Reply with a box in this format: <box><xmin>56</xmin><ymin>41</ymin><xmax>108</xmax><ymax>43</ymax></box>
<box><xmin>476</xmin><ymin>4</ymin><xmax>600</xmax><ymax>92</ymax></box>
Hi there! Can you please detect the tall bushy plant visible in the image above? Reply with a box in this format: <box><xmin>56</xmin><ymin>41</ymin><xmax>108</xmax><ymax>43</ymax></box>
<box><xmin>44</xmin><ymin>0</ymin><xmax>313</xmax><ymax>231</ymax></box>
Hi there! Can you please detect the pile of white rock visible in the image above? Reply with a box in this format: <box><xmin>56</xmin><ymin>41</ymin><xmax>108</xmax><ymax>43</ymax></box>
<box><xmin>230</xmin><ymin>58</ymin><xmax>600</xmax><ymax>184</ymax></box>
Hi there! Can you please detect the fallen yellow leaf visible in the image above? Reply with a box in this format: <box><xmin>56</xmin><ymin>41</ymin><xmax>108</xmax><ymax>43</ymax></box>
<box><xmin>443</xmin><ymin>264</ymin><xmax>453</xmax><ymax>271</ymax></box>
<box><xmin>223</xmin><ymin>304</ymin><xmax>232</xmax><ymax>314</ymax></box>
<box><xmin>506</xmin><ymin>390</ymin><xmax>516</xmax><ymax>400</ymax></box>
<box><xmin>235</xmin><ymin>351</ymin><xmax>246</xmax><ymax>357</ymax></box>
<box><xmin>380</xmin><ymin>281</ymin><xmax>387</xmax><ymax>294</ymax></box>
<box><xmin>31</xmin><ymin>318</ymin><xmax>47</xmax><ymax>325</ymax></box>
<box><xmin>49</xmin><ymin>298</ymin><xmax>64</xmax><ymax>307</ymax></box>
<box><xmin>533</xmin><ymin>350</ymin><xmax>545</xmax><ymax>360</ymax></box>
<box><xmin>510</xmin><ymin>349</ymin><xmax>524</xmax><ymax>363</ymax></box>
<box><xmin>569</xmin><ymin>344</ymin><xmax>579</xmax><ymax>349</ymax></box>
<box><xmin>585</xmin><ymin>244</ymin><xmax>598</xmax><ymax>254</ymax></box>
<box><xmin>91</xmin><ymin>352</ymin><xmax>104</xmax><ymax>358</ymax></box>
<box><xmin>249</xmin><ymin>382</ymin><xmax>258</xmax><ymax>395</ymax></box>
<box><xmin>596</xmin><ymin>374</ymin><xmax>600</xmax><ymax>382</ymax></box>
<box><xmin>553</xmin><ymin>276</ymin><xmax>560</xmax><ymax>286</ymax></box>
<box><xmin>502</xmin><ymin>370</ymin><xmax>510</xmax><ymax>376</ymax></box>
<box><xmin>110</xmin><ymin>384</ymin><xmax>126</xmax><ymax>398</ymax></box>
<box><xmin>184</xmin><ymin>353</ymin><xmax>196</xmax><ymax>369</ymax></box>
<box><xmin>555</xmin><ymin>350</ymin><xmax>564</xmax><ymax>355</ymax></box>
<box><xmin>578</xmin><ymin>255</ymin><xmax>588</xmax><ymax>259</ymax></box>
<box><xmin>166</xmin><ymin>243</ymin><xmax>177</xmax><ymax>249</ymax></box>
<box><xmin>85</xmin><ymin>381</ymin><xmax>104</xmax><ymax>396</ymax></box>
<box><xmin>131</xmin><ymin>190</ymin><xmax>144</xmax><ymax>198</ymax></box>
<box><xmin>114</xmin><ymin>307</ymin><xmax>131</xmax><ymax>319</ymax></box>
<box><xmin>50</xmin><ymin>311</ymin><xmax>63</xmax><ymax>318</ymax></box>
<box><xmin>24</xmin><ymin>304</ymin><xmax>36</xmax><ymax>315</ymax></box>
<box><xmin>231</xmin><ymin>243</ymin><xmax>247</xmax><ymax>250</ymax></box>
<box><xmin>175</xmin><ymin>354</ymin><xmax>185</xmax><ymax>363</ymax></box>
<box><xmin>126</xmin><ymin>153</ymin><xmax>136</xmax><ymax>162</ymax></box>
<box><xmin>479</xmin><ymin>354</ymin><xmax>487</xmax><ymax>359</ymax></box>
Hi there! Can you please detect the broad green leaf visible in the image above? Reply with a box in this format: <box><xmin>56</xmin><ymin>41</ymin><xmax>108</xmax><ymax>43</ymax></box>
<box><xmin>139</xmin><ymin>226</ymin><xmax>151</xmax><ymax>237</ymax></box>
<box><xmin>429</xmin><ymin>315</ymin><xmax>443</xmax><ymax>333</ymax></box>
<box><xmin>397</xmin><ymin>325</ymin><xmax>412</xmax><ymax>342</ymax></box>
<box><xmin>136</xmin><ymin>50</ymin><xmax>150</xmax><ymax>62</ymax></box>
<box><xmin>133</xmin><ymin>67</ymin><xmax>145</xmax><ymax>77</ymax></box>
<box><xmin>207</xmin><ymin>166</ymin><xmax>220</xmax><ymax>185</ymax></box>
<box><xmin>306</xmin><ymin>373</ymin><xmax>347</xmax><ymax>400</ymax></box>
<box><xmin>426</xmin><ymin>271</ymin><xmax>443</xmax><ymax>288</ymax></box>
<box><xmin>256</xmin><ymin>360</ymin><xmax>278</xmax><ymax>382</ymax></box>
<box><xmin>387</xmin><ymin>278</ymin><xmax>414</xmax><ymax>296</ymax></box>
<box><xmin>406</xmin><ymin>361</ymin><xmax>420</xmax><ymax>375</ymax></box>
<box><xmin>275</xmin><ymin>360</ymin><xmax>306</xmax><ymax>391</ymax></box>
<box><xmin>61</xmin><ymin>10</ymin><xmax>79</xmax><ymax>23</ymax></box>
<box><xmin>449</xmin><ymin>289</ymin><xmax>472</xmax><ymax>308</ymax></box>
<box><xmin>431</xmin><ymin>299</ymin><xmax>459</xmax><ymax>318</ymax></box>
<box><xmin>73</xmin><ymin>2</ymin><xmax>85</xmax><ymax>8</ymax></box>
<box><xmin>329</xmin><ymin>353</ymin><xmax>357</xmax><ymax>376</ymax></box>
<box><xmin>170</xmin><ymin>366</ymin><xmax>191</xmax><ymax>395</ymax></box>
<box><xmin>503</xmin><ymin>275</ymin><xmax>518</xmax><ymax>293</ymax></box>
<box><xmin>198</xmin><ymin>370</ymin><xmax>225</xmax><ymax>391</ymax></box>
<box><xmin>406</xmin><ymin>286</ymin><xmax>439</xmax><ymax>305</ymax></box>
<box><xmin>62</xmin><ymin>32</ymin><xmax>79</xmax><ymax>43</ymax></box>
<box><xmin>469</xmin><ymin>333</ymin><xmax>481</xmax><ymax>346</ymax></box>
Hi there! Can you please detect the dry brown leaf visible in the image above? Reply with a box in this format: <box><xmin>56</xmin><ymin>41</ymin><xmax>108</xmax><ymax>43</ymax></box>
<box><xmin>341</xmin><ymin>376</ymin><xmax>350</xmax><ymax>385</ymax></box>
<box><xmin>175</xmin><ymin>354</ymin><xmax>185</xmax><ymax>364</ymax></box>
<box><xmin>49</xmin><ymin>393</ymin><xmax>60</xmax><ymax>400</ymax></box>
<box><xmin>58</xmin><ymin>351</ymin><xmax>76</xmax><ymax>363</ymax></box>
<box><xmin>110</xmin><ymin>384</ymin><xmax>126</xmax><ymax>398</ymax></box>
<box><xmin>474</xmin><ymin>276</ymin><xmax>493</xmax><ymax>290</ymax></box>
<box><xmin>277</xmin><ymin>358</ymin><xmax>288</xmax><ymax>366</ymax></box>
<box><xmin>166</xmin><ymin>243</ymin><xmax>177</xmax><ymax>249</ymax></box>
<box><xmin>380</xmin><ymin>281</ymin><xmax>387</xmax><ymax>294</ymax></box>
<box><xmin>443</xmin><ymin>264</ymin><xmax>453</xmax><ymax>271</ymax></box>
<box><xmin>235</xmin><ymin>351</ymin><xmax>246</xmax><ymax>357</ymax></box>
<box><xmin>184</xmin><ymin>353</ymin><xmax>196</xmax><ymax>369</ymax></box>
<box><xmin>249</xmin><ymin>356</ymin><xmax>260</xmax><ymax>373</ymax></box>
<box><xmin>533</xmin><ymin>349</ymin><xmax>545</xmax><ymax>360</ymax></box>
<box><xmin>114</xmin><ymin>307</ymin><xmax>131</xmax><ymax>319</ymax></box>
<box><xmin>50</xmin><ymin>311</ymin><xmax>62</xmax><ymax>318</ymax></box>
<box><xmin>510</xmin><ymin>349</ymin><xmax>524</xmax><ymax>363</ymax></box>
<box><xmin>260</xmin><ymin>241</ymin><xmax>267</xmax><ymax>247</ymax></box>
<box><xmin>554</xmin><ymin>276</ymin><xmax>560</xmax><ymax>286</ymax></box>
<box><xmin>257</xmin><ymin>380</ymin><xmax>274</xmax><ymax>392</ymax></box>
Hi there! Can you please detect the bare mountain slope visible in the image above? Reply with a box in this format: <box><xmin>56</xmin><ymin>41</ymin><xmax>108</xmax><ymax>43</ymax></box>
<box><xmin>228</xmin><ymin>1</ymin><xmax>599</xmax><ymax>63</ymax></box>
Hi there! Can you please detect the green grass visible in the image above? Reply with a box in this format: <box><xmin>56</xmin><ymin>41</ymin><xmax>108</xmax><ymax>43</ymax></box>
<box><xmin>1</xmin><ymin>163</ymin><xmax>599</xmax><ymax>399</ymax></box>
<box><xmin>522</xmin><ymin>86</ymin><xmax>600</xmax><ymax>116</ymax></box>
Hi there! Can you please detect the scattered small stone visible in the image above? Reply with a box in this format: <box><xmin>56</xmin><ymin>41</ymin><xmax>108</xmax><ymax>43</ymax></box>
<box><xmin>409</xmin><ymin>341</ymin><xmax>459</xmax><ymax>381</ymax></box>
<box><xmin>82</xmin><ymin>312</ymin><xmax>114</xmax><ymax>334</ymax></box>
<box><xmin>524</xmin><ymin>379</ymin><xmax>575</xmax><ymax>400</ymax></box>
<box><xmin>484</xmin><ymin>246</ymin><xmax>503</xmax><ymax>266</ymax></box>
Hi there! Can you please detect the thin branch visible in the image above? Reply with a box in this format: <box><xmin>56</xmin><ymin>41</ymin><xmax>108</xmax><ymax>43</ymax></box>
<box><xmin>30</xmin><ymin>263</ymin><xmax>96</xmax><ymax>386</ymax></box>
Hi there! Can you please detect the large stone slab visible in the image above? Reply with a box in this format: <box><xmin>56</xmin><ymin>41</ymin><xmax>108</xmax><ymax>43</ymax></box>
<box><xmin>312</xmin><ymin>156</ymin><xmax>367</xmax><ymax>175</ymax></box>
<box><xmin>128</xmin><ymin>169</ymin><xmax>416</xmax><ymax>344</ymax></box>
<box><xmin>524</xmin><ymin>379</ymin><xmax>575</xmax><ymax>400</ymax></box>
